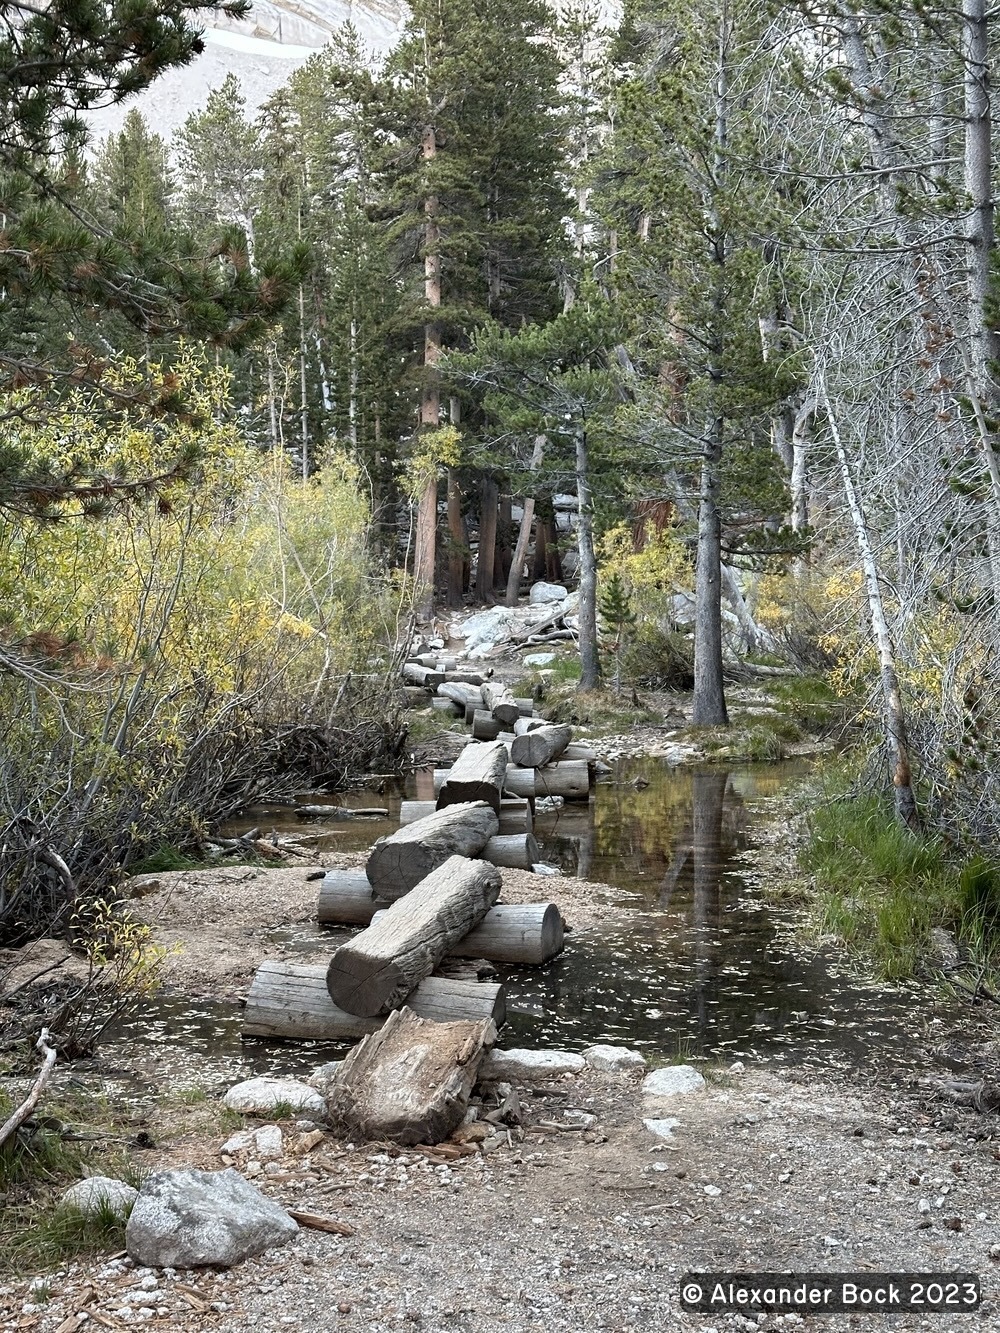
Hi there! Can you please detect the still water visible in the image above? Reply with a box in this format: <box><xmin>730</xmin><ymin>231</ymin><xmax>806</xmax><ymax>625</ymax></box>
<box><xmin>118</xmin><ymin>759</ymin><xmax>930</xmax><ymax>1078</ymax></box>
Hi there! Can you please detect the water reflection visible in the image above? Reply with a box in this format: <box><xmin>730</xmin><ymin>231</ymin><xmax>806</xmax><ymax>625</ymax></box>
<box><xmin>140</xmin><ymin>756</ymin><xmax>931</xmax><ymax>1077</ymax></box>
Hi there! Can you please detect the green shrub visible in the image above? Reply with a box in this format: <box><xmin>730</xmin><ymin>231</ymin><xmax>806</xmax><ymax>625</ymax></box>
<box><xmin>621</xmin><ymin>624</ymin><xmax>694</xmax><ymax>690</ymax></box>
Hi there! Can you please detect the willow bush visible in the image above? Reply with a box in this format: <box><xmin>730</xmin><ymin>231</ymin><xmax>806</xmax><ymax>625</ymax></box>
<box><xmin>0</xmin><ymin>356</ymin><xmax>404</xmax><ymax>950</ymax></box>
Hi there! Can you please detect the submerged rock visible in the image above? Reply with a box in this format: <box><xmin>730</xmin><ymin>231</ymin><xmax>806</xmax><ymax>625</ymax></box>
<box><xmin>126</xmin><ymin>1167</ymin><xmax>298</xmax><ymax>1268</ymax></box>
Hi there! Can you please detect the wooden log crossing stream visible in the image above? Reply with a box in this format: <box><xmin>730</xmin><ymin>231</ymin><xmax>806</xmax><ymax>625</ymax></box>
<box><xmin>113</xmin><ymin>756</ymin><xmax>930</xmax><ymax>1081</ymax></box>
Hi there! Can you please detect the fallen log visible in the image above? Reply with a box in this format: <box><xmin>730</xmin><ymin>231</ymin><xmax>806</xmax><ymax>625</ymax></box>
<box><xmin>326</xmin><ymin>855</ymin><xmax>502</xmax><ymax>1015</ymax></box>
<box><xmin>403</xmin><ymin>796</ymin><xmax>531</xmax><ymax>831</ymax></box>
<box><xmin>511</xmin><ymin>723</ymin><xmax>572</xmax><ymax>769</ymax></box>
<box><xmin>399</xmin><ymin>799</ymin><xmax>437</xmax><ymax>825</ymax></box>
<box><xmin>501</xmin><ymin>766</ymin><xmax>536</xmax><ymax>800</ymax></box>
<box><xmin>324</xmin><ymin>1006</ymin><xmax>497</xmax><ymax>1145</ymax></box>
<box><xmin>317</xmin><ymin>871</ymin><xmax>388</xmax><ymax>925</ymax></box>
<box><xmin>525</xmin><ymin>629</ymin><xmax>576</xmax><ymax>645</ymax></box>
<box><xmin>471</xmin><ymin>709</ymin><xmax>502</xmax><ymax>741</ymax></box>
<box><xmin>482</xmin><ymin>681</ymin><xmax>519</xmax><ymax>727</ymax></box>
<box><xmin>513</xmin><ymin>717</ymin><xmax>546</xmax><ymax>736</ymax></box>
<box><xmin>366</xmin><ymin>802</ymin><xmax>499</xmax><ymax>899</ymax></box>
<box><xmin>443</xmin><ymin>671</ymin><xmax>490</xmax><ymax>686</ymax></box>
<box><xmin>480</xmin><ymin>832</ymin><xmax>541</xmax><ymax>870</ymax></box>
<box><xmin>243</xmin><ymin>961</ymin><xmax>505</xmax><ymax>1039</ymax></box>
<box><xmin>402</xmin><ymin>663</ymin><xmax>446</xmax><ymax>688</ymax></box>
<box><xmin>295</xmin><ymin>805</ymin><xmax>389</xmax><ymax>820</ymax></box>
<box><xmin>437</xmin><ymin>681</ymin><xmax>484</xmax><ymax>712</ymax></box>
<box><xmin>414</xmin><ymin>654</ymin><xmax>458</xmax><ymax>670</ymax></box>
<box><xmin>515</xmin><ymin>698</ymin><xmax>535</xmax><ymax>716</ymax></box>
<box><xmin>433</xmin><ymin>697</ymin><xmax>461</xmax><ymax>715</ymax></box>
<box><xmin>436</xmin><ymin>741</ymin><xmax>508</xmax><ymax>814</ymax></box>
<box><xmin>373</xmin><ymin>901</ymin><xmax>562</xmax><ymax>965</ymax></box>
<box><xmin>534</xmin><ymin>759</ymin><xmax>591</xmax><ymax>801</ymax></box>
<box><xmin>456</xmin><ymin>902</ymin><xmax>562</xmax><ymax>964</ymax></box>
<box><xmin>562</xmin><ymin>742</ymin><xmax>597</xmax><ymax>762</ymax></box>
<box><xmin>498</xmin><ymin>797</ymin><xmax>533</xmax><ymax>836</ymax></box>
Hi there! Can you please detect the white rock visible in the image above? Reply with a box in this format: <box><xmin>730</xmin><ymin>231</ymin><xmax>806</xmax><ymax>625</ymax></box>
<box><xmin>529</xmin><ymin>582</ymin><xmax>568</xmax><ymax>605</ymax></box>
<box><xmin>223</xmin><ymin>1077</ymin><xmax>325</xmax><ymax>1117</ymax></box>
<box><xmin>643</xmin><ymin>1117</ymin><xmax>682</xmax><ymax>1140</ymax></box>
<box><xmin>126</xmin><ymin>1168</ymin><xmax>298</xmax><ymax>1269</ymax></box>
<box><xmin>455</xmin><ymin>606</ymin><xmax>517</xmax><ymax>653</ymax></box>
<box><xmin>641</xmin><ymin>1065</ymin><xmax>707</xmax><ymax>1098</ymax></box>
<box><xmin>531</xmin><ymin>862</ymin><xmax>561</xmax><ymax>875</ymax></box>
<box><xmin>583</xmin><ymin>1044</ymin><xmax>646</xmax><ymax>1074</ymax></box>
<box><xmin>306</xmin><ymin>1061</ymin><xmax>342</xmax><ymax>1095</ymax></box>
<box><xmin>560</xmin><ymin>590</ymin><xmax>580</xmax><ymax>615</ymax></box>
<box><xmin>254</xmin><ymin>1126</ymin><xmax>283</xmax><ymax>1160</ymax></box>
<box><xmin>220</xmin><ymin>1130</ymin><xmax>255</xmax><ymax>1156</ymax></box>
<box><xmin>703</xmin><ymin>1184</ymin><xmax>722</xmax><ymax>1197</ymax></box>
<box><xmin>481</xmin><ymin>1049</ymin><xmax>586</xmax><ymax>1082</ymax></box>
<box><xmin>61</xmin><ymin>1176</ymin><xmax>138</xmax><ymax>1219</ymax></box>
<box><xmin>523</xmin><ymin>652</ymin><xmax>558</xmax><ymax>667</ymax></box>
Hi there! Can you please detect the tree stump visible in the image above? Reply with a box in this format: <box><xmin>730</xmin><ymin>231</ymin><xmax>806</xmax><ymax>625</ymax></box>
<box><xmin>366</xmin><ymin>802</ymin><xmax>498</xmax><ymax>899</ymax></box>
<box><xmin>325</xmin><ymin>1006</ymin><xmax>497</xmax><ymax>1145</ymax></box>
<box><xmin>326</xmin><ymin>855</ymin><xmax>502</xmax><ymax>1016</ymax></box>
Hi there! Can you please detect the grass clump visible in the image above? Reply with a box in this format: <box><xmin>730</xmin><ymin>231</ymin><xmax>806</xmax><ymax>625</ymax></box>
<box><xmin>130</xmin><ymin>843</ymin><xmax>205</xmax><ymax>875</ymax></box>
<box><xmin>772</xmin><ymin>674</ymin><xmax>843</xmax><ymax>734</ymax></box>
<box><xmin>801</xmin><ymin>791</ymin><xmax>1000</xmax><ymax>980</ymax></box>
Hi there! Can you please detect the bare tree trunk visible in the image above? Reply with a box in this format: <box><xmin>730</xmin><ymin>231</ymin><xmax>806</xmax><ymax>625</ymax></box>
<box><xmin>692</xmin><ymin>413</ymin><xmax>727</xmax><ymax>724</ymax></box>
<box><xmin>476</xmin><ymin>477</ymin><xmax>498</xmax><ymax>603</ymax></box>
<box><xmin>447</xmin><ymin>468</ymin><xmax>464</xmax><ymax>609</ymax></box>
<box><xmin>497</xmin><ymin>493</ymin><xmax>512</xmax><ymax>588</ymax></box>
<box><xmin>299</xmin><ymin>283</ymin><xmax>309</xmax><ymax>479</ymax></box>
<box><xmin>576</xmin><ymin>425</ymin><xmax>600</xmax><ymax>692</ymax></box>
<box><xmin>822</xmin><ymin>379</ymin><xmax>919</xmax><ymax>831</ymax></box>
<box><xmin>414</xmin><ymin>124</ymin><xmax>442</xmax><ymax>622</ymax></box>
<box><xmin>506</xmin><ymin>435</ymin><xmax>545</xmax><ymax>605</ymax></box>
<box><xmin>963</xmin><ymin>0</ymin><xmax>997</xmax><ymax>404</ymax></box>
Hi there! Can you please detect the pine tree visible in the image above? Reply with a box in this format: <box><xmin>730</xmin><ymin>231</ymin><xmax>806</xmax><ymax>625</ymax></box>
<box><xmin>598</xmin><ymin>570</ymin><xmax>637</xmax><ymax>694</ymax></box>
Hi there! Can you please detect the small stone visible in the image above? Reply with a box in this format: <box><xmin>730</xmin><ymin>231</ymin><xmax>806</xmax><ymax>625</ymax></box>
<box><xmin>918</xmin><ymin>1198</ymin><xmax>931</xmax><ymax>1214</ymax></box>
<box><xmin>254</xmin><ymin>1126</ymin><xmax>283</xmax><ymax>1160</ymax></box>
<box><xmin>61</xmin><ymin>1176</ymin><xmax>138</xmax><ymax>1219</ymax></box>
<box><xmin>223</xmin><ymin>1077</ymin><xmax>325</xmax><ymax>1117</ymax></box>
<box><xmin>582</xmin><ymin>1044</ymin><xmax>646</xmax><ymax>1074</ymax></box>
<box><xmin>703</xmin><ymin>1184</ymin><xmax>722</xmax><ymax>1197</ymax></box>
<box><xmin>221</xmin><ymin>1131</ymin><xmax>255</xmax><ymax>1156</ymax></box>
<box><xmin>641</xmin><ymin>1065</ymin><xmax>706</xmax><ymax>1099</ymax></box>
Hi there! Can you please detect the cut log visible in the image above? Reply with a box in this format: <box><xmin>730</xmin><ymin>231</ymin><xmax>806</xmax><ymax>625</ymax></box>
<box><xmin>403</xmin><ymin>662</ymin><xmax>446</xmax><ymax>688</ymax></box>
<box><xmin>471</xmin><ymin>709</ymin><xmax>502</xmax><ymax>741</ymax></box>
<box><xmin>511</xmin><ymin>723</ymin><xmax>572</xmax><ymax>769</ymax></box>
<box><xmin>374</xmin><ymin>901</ymin><xmax>562</xmax><ymax>965</ymax></box>
<box><xmin>456</xmin><ymin>901</ymin><xmax>562</xmax><ymax>962</ymax></box>
<box><xmin>562</xmin><ymin>742</ymin><xmax>597</xmax><ymax>762</ymax></box>
<box><xmin>415</xmin><ymin>653</ymin><xmax>458</xmax><ymax>670</ymax></box>
<box><xmin>327</xmin><ymin>855</ymin><xmax>502</xmax><ymax>1015</ymax></box>
<box><xmin>501</xmin><ymin>766</ymin><xmax>535</xmax><ymax>799</ymax></box>
<box><xmin>244</xmin><ymin>962</ymin><xmax>505</xmax><ymax>1039</ymax></box>
<box><xmin>399</xmin><ymin>799</ymin><xmax>437</xmax><ymax>825</ymax></box>
<box><xmin>366</xmin><ymin>802</ymin><xmax>499</xmax><ymax>899</ymax></box>
<box><xmin>433</xmin><ymin>696</ymin><xmax>461</xmax><ymax>715</ymax></box>
<box><xmin>317</xmin><ymin>871</ymin><xmax>388</xmax><ymax>925</ymax></box>
<box><xmin>515</xmin><ymin>698</ymin><xmax>535</xmax><ymax>716</ymax></box>
<box><xmin>480</xmin><ymin>832</ymin><xmax>541</xmax><ymax>870</ymax></box>
<box><xmin>534</xmin><ymin>759</ymin><xmax>591</xmax><ymax>801</ymax></box>
<box><xmin>464</xmin><ymin>700</ymin><xmax>480</xmax><ymax>726</ymax></box>
<box><xmin>402</xmin><ymin>686</ymin><xmax>433</xmax><ymax>708</ymax></box>
<box><xmin>498</xmin><ymin>797</ymin><xmax>532</xmax><ymax>836</ymax></box>
<box><xmin>442</xmin><ymin>670</ymin><xmax>489</xmax><ymax>686</ymax></box>
<box><xmin>436</xmin><ymin>741</ymin><xmax>508</xmax><ymax>814</ymax></box>
<box><xmin>324</xmin><ymin>1006</ymin><xmax>496</xmax><ymax>1145</ymax></box>
<box><xmin>513</xmin><ymin>716</ymin><xmax>546</xmax><ymax>736</ymax></box>
<box><xmin>437</xmin><ymin>681</ymin><xmax>484</xmax><ymax>711</ymax></box>
<box><xmin>481</xmin><ymin>681</ymin><xmax>519</xmax><ymax>727</ymax></box>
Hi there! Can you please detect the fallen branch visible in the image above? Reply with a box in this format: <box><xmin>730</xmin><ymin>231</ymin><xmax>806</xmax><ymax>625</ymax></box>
<box><xmin>286</xmin><ymin>1209</ymin><xmax>355</xmax><ymax>1236</ymax></box>
<box><xmin>0</xmin><ymin>1027</ymin><xmax>57</xmax><ymax>1151</ymax></box>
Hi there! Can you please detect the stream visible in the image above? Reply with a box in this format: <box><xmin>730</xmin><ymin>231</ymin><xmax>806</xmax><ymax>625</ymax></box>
<box><xmin>114</xmin><ymin>758</ymin><xmax>934</xmax><ymax>1081</ymax></box>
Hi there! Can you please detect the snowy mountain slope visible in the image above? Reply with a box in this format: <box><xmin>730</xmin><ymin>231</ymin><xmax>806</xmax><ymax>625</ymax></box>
<box><xmin>86</xmin><ymin>1</ymin><xmax>405</xmax><ymax>142</ymax></box>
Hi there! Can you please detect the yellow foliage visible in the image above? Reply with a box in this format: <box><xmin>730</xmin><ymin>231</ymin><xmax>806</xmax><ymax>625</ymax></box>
<box><xmin>402</xmin><ymin>425</ymin><xmax>463</xmax><ymax>499</ymax></box>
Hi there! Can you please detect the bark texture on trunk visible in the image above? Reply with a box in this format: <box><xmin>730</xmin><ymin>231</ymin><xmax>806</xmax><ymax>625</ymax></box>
<box><xmin>575</xmin><ymin>426</ymin><xmax>600</xmax><ymax>692</ymax></box>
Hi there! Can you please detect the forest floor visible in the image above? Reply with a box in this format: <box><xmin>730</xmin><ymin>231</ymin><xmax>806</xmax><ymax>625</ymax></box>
<box><xmin>2</xmin><ymin>646</ymin><xmax>999</xmax><ymax>1332</ymax></box>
